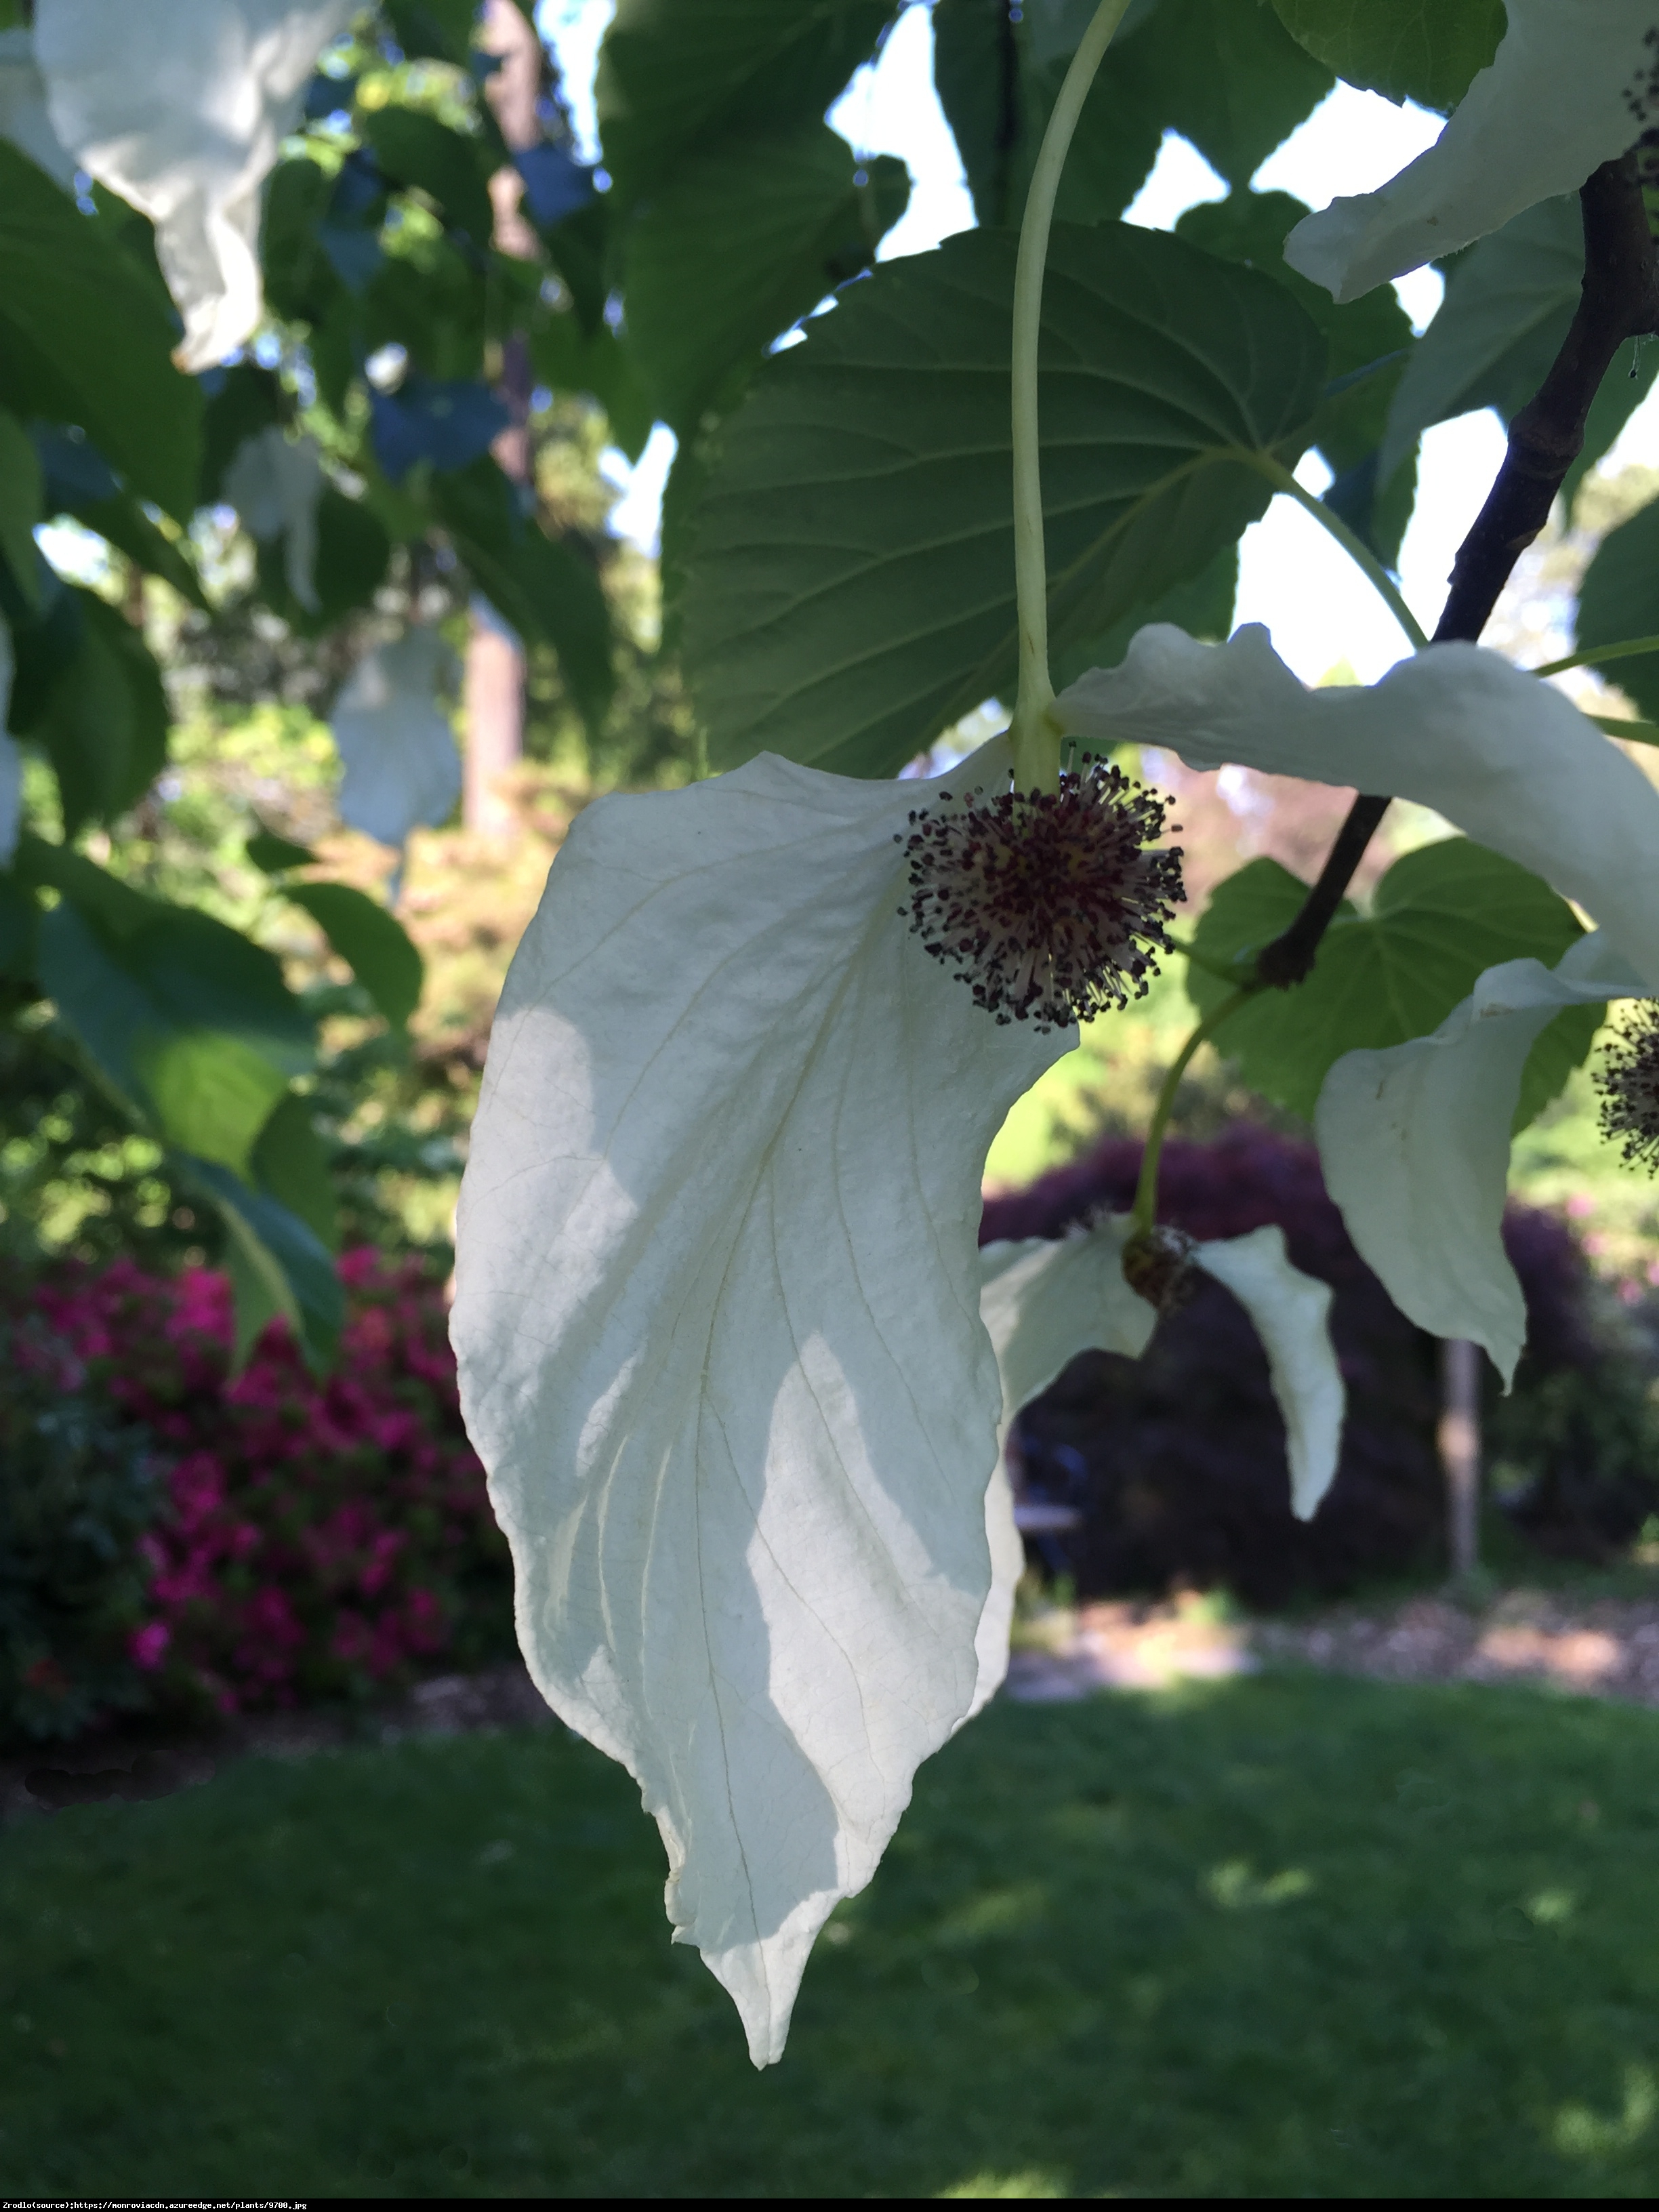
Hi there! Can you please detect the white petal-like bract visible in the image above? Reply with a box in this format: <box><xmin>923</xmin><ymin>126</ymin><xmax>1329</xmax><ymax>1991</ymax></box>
<box><xmin>0</xmin><ymin>28</ymin><xmax>76</xmax><ymax>186</ymax></box>
<box><xmin>451</xmin><ymin>750</ymin><xmax>1068</xmax><ymax>2066</ymax></box>
<box><xmin>1056</xmin><ymin>625</ymin><xmax>1659</xmax><ymax>987</ymax></box>
<box><xmin>1194</xmin><ymin>1228</ymin><xmax>1344</xmax><ymax>1521</ymax></box>
<box><xmin>223</xmin><ymin>426</ymin><xmax>323</xmax><ymax>612</ymax></box>
<box><xmin>1282</xmin><ymin>0</ymin><xmax>1650</xmax><ymax>303</ymax></box>
<box><xmin>34</xmin><ymin>0</ymin><xmax>356</xmax><ymax>371</ymax></box>
<box><xmin>973</xmin><ymin>1223</ymin><xmax>1154</xmax><ymax>1705</ymax></box>
<box><xmin>1315</xmin><ymin>934</ymin><xmax>1641</xmax><ymax>1385</ymax></box>
<box><xmin>331</xmin><ymin>628</ymin><xmax>462</xmax><ymax>847</ymax></box>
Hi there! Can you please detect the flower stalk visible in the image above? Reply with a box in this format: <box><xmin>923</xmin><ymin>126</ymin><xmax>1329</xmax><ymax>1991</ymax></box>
<box><xmin>1008</xmin><ymin>0</ymin><xmax>1134</xmax><ymax>790</ymax></box>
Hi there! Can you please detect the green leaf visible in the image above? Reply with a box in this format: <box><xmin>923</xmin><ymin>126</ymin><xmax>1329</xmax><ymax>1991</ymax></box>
<box><xmin>430</xmin><ymin>457</ymin><xmax>615</xmax><ymax>731</ymax></box>
<box><xmin>385</xmin><ymin>0</ymin><xmax>480</xmax><ymax>65</ymax></box>
<box><xmin>937</xmin><ymin>0</ymin><xmax>1328</xmax><ymax>234</ymax></box>
<box><xmin>282</xmin><ymin>880</ymin><xmax>425</xmax><ymax>1028</ymax></box>
<box><xmin>1050</xmin><ymin>541</ymin><xmax>1237</xmax><ymax>693</ymax></box>
<box><xmin>596</xmin><ymin>0</ymin><xmax>896</xmax><ymax>208</ymax></box>
<box><xmin>13</xmin><ymin>590</ymin><xmax>168</xmax><ymax>838</ymax></box>
<box><xmin>623</xmin><ymin>123</ymin><xmax>909</xmax><ymax>436</ymax></box>
<box><xmin>1176</xmin><ymin>189</ymin><xmax>1413</xmax><ymax>473</ymax></box>
<box><xmin>64</xmin><ymin>488</ymin><xmax>209</xmax><ymax>608</ymax></box>
<box><xmin>0</xmin><ymin>142</ymin><xmax>202</xmax><ymax>518</ymax></box>
<box><xmin>199</xmin><ymin>365</ymin><xmax>289</xmax><ymax>505</ymax></box>
<box><xmin>1378</xmin><ymin>197</ymin><xmax>1578</xmax><ymax>487</ymax></box>
<box><xmin>531</xmin><ymin>312</ymin><xmax>654</xmax><ymax>460</ymax></box>
<box><xmin>246</xmin><ymin>828</ymin><xmax>320</xmax><ymax>873</ymax></box>
<box><xmin>255</xmin><ymin>488</ymin><xmax>392</xmax><ymax>634</ymax></box>
<box><xmin>249</xmin><ymin>1091</ymin><xmax>340</xmax><ymax>1255</ymax></box>
<box><xmin>1270</xmin><ymin>0</ymin><xmax>1504</xmax><ymax>110</ymax></box>
<box><xmin>188</xmin><ymin>1155</ymin><xmax>342</xmax><ymax>1370</ymax></box>
<box><xmin>261</xmin><ymin>157</ymin><xmax>344</xmax><ymax>329</ymax></box>
<box><xmin>37</xmin><ymin>893</ymin><xmax>312</xmax><ymax>1174</ymax></box>
<box><xmin>0</xmin><ymin>405</ymin><xmax>42</xmax><ymax>611</ymax></box>
<box><xmin>363</xmin><ymin>107</ymin><xmax>495</xmax><ymax>248</ymax></box>
<box><xmin>0</xmin><ymin>873</ymin><xmax>38</xmax><ymax>981</ymax></box>
<box><xmin>1110</xmin><ymin>0</ymin><xmax>1334</xmax><ymax>190</ymax></box>
<box><xmin>1576</xmin><ymin>495</ymin><xmax>1659</xmax><ymax>722</ymax></box>
<box><xmin>1186</xmin><ymin>840</ymin><xmax>1598</xmax><ymax>1129</ymax></box>
<box><xmin>681</xmin><ymin>222</ymin><xmax>1325</xmax><ymax>779</ymax></box>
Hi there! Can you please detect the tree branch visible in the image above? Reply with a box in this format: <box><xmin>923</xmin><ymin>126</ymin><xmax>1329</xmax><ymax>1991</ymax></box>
<box><xmin>1254</xmin><ymin>152</ymin><xmax>1659</xmax><ymax>991</ymax></box>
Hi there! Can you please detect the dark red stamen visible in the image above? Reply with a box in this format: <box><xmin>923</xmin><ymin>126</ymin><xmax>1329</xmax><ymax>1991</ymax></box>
<box><xmin>1597</xmin><ymin>1003</ymin><xmax>1659</xmax><ymax>1172</ymax></box>
<box><xmin>897</xmin><ymin>758</ymin><xmax>1185</xmax><ymax>1029</ymax></box>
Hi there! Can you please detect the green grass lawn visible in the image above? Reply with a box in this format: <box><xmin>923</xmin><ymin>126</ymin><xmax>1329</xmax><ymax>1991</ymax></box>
<box><xmin>5</xmin><ymin>1673</ymin><xmax>1659</xmax><ymax>2198</ymax></box>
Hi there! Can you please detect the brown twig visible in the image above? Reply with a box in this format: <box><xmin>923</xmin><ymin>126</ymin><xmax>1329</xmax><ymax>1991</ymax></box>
<box><xmin>1254</xmin><ymin>153</ymin><xmax>1659</xmax><ymax>990</ymax></box>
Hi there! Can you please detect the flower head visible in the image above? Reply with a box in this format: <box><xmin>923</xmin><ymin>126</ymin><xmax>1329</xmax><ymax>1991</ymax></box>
<box><xmin>900</xmin><ymin>760</ymin><xmax>1183</xmax><ymax>1029</ymax></box>
<box><xmin>1597</xmin><ymin>1004</ymin><xmax>1659</xmax><ymax>1170</ymax></box>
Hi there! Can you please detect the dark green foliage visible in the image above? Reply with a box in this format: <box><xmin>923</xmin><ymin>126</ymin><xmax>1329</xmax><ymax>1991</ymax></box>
<box><xmin>0</xmin><ymin>1323</ymin><xmax>157</xmax><ymax>1746</ymax></box>
<box><xmin>683</xmin><ymin>221</ymin><xmax>1324</xmax><ymax>777</ymax></box>
<box><xmin>1272</xmin><ymin>0</ymin><xmax>1505</xmax><ymax>111</ymax></box>
<box><xmin>0</xmin><ymin>143</ymin><xmax>201</xmax><ymax>518</ymax></box>
<box><xmin>1577</xmin><ymin>493</ymin><xmax>1659</xmax><ymax>723</ymax></box>
<box><xmin>5</xmin><ymin>1681</ymin><xmax>1659</xmax><ymax>2194</ymax></box>
<box><xmin>1187</xmin><ymin>839</ymin><xmax>1601</xmax><ymax>1126</ymax></box>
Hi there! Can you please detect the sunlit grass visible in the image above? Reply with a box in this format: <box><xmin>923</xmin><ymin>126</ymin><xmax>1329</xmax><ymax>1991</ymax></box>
<box><xmin>5</xmin><ymin>1672</ymin><xmax>1659</xmax><ymax>2197</ymax></box>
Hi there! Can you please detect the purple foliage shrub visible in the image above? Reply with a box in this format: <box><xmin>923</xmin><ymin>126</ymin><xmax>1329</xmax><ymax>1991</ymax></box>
<box><xmin>29</xmin><ymin>1251</ymin><xmax>514</xmax><ymax>1722</ymax></box>
<box><xmin>981</xmin><ymin>1125</ymin><xmax>1643</xmax><ymax>1605</ymax></box>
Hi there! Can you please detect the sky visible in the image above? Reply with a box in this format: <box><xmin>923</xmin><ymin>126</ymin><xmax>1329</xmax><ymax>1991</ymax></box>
<box><xmin>542</xmin><ymin>0</ymin><xmax>1659</xmax><ymax>689</ymax></box>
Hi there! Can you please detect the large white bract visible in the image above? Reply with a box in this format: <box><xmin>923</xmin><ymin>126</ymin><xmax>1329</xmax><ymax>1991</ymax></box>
<box><xmin>1283</xmin><ymin>0</ymin><xmax>1654</xmax><ymax>303</ymax></box>
<box><xmin>452</xmin><ymin>745</ymin><xmax>1072</xmax><ymax>2066</ymax></box>
<box><xmin>223</xmin><ymin>426</ymin><xmax>323</xmax><ymax>613</ymax></box>
<box><xmin>0</xmin><ymin>27</ymin><xmax>75</xmax><ymax>187</ymax></box>
<box><xmin>1055</xmin><ymin>623</ymin><xmax>1659</xmax><ymax>989</ymax></box>
<box><xmin>330</xmin><ymin>628</ymin><xmax>462</xmax><ymax>848</ymax></box>
<box><xmin>1316</xmin><ymin>933</ymin><xmax>1645</xmax><ymax>1385</ymax></box>
<box><xmin>33</xmin><ymin>0</ymin><xmax>356</xmax><ymax>371</ymax></box>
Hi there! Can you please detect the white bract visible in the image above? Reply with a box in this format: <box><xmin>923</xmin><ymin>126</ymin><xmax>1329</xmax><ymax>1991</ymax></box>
<box><xmin>453</xmin><ymin>745</ymin><xmax>1073</xmax><ymax>2066</ymax></box>
<box><xmin>983</xmin><ymin>1218</ymin><xmax>1345</xmax><ymax>1524</ymax></box>
<box><xmin>1055</xmin><ymin>623</ymin><xmax>1659</xmax><ymax>987</ymax></box>
<box><xmin>33</xmin><ymin>0</ymin><xmax>356</xmax><ymax>371</ymax></box>
<box><xmin>0</xmin><ymin>28</ymin><xmax>75</xmax><ymax>187</ymax></box>
<box><xmin>222</xmin><ymin>426</ymin><xmax>323</xmax><ymax>613</ymax></box>
<box><xmin>330</xmin><ymin>628</ymin><xmax>462</xmax><ymax>847</ymax></box>
<box><xmin>1316</xmin><ymin>933</ymin><xmax>1643</xmax><ymax>1385</ymax></box>
<box><xmin>1284</xmin><ymin>0</ymin><xmax>1654</xmax><ymax>302</ymax></box>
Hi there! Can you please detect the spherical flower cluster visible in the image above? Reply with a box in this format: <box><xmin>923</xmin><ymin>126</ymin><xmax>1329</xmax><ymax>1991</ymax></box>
<box><xmin>898</xmin><ymin>759</ymin><xmax>1184</xmax><ymax>1029</ymax></box>
<box><xmin>1597</xmin><ymin>1006</ymin><xmax>1659</xmax><ymax>1173</ymax></box>
<box><xmin>35</xmin><ymin>1251</ymin><xmax>512</xmax><ymax>1716</ymax></box>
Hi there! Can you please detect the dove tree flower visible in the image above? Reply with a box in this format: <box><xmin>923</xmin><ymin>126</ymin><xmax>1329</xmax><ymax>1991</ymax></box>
<box><xmin>222</xmin><ymin>426</ymin><xmax>323</xmax><ymax>613</ymax></box>
<box><xmin>32</xmin><ymin>0</ymin><xmax>357</xmax><ymax>370</ymax></box>
<box><xmin>1313</xmin><ymin>933</ymin><xmax>1645</xmax><ymax>1387</ymax></box>
<box><xmin>453</xmin><ymin>0</ymin><xmax>1354</xmax><ymax>2067</ymax></box>
<box><xmin>1283</xmin><ymin>0</ymin><xmax>1658</xmax><ymax>303</ymax></box>
<box><xmin>330</xmin><ymin>628</ymin><xmax>463</xmax><ymax>849</ymax></box>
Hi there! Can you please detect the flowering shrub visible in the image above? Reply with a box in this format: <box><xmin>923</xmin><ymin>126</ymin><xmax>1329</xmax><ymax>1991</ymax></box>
<box><xmin>32</xmin><ymin>1251</ymin><xmax>513</xmax><ymax>1719</ymax></box>
<box><xmin>982</xmin><ymin>1126</ymin><xmax>1659</xmax><ymax>1605</ymax></box>
<box><xmin>0</xmin><ymin>1319</ymin><xmax>160</xmax><ymax>1746</ymax></box>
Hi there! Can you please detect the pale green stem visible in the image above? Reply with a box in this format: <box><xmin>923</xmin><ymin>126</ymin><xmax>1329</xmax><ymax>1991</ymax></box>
<box><xmin>1532</xmin><ymin>633</ymin><xmax>1659</xmax><ymax>678</ymax></box>
<box><xmin>1130</xmin><ymin>988</ymin><xmax>1251</xmax><ymax>1235</ymax></box>
<box><xmin>1008</xmin><ymin>0</ymin><xmax>1134</xmax><ymax>790</ymax></box>
<box><xmin>1244</xmin><ymin>452</ymin><xmax>1431</xmax><ymax>654</ymax></box>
